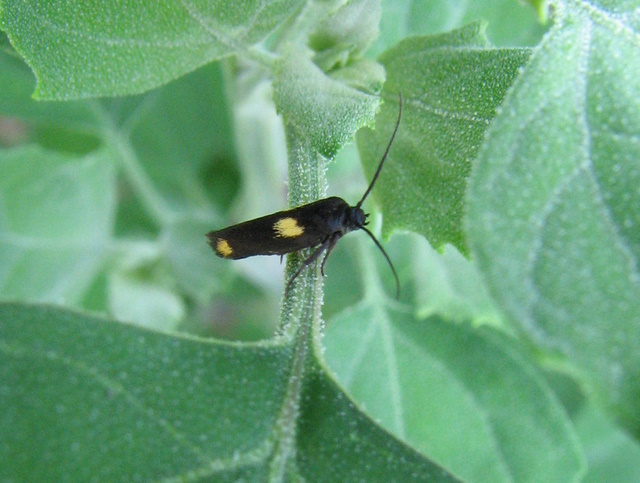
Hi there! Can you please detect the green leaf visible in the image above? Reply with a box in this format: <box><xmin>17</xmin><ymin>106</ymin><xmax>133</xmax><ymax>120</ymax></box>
<box><xmin>403</xmin><ymin>234</ymin><xmax>501</xmax><ymax>324</ymax></box>
<box><xmin>297</xmin><ymin>363</ymin><xmax>459</xmax><ymax>482</ymax></box>
<box><xmin>466</xmin><ymin>4</ymin><xmax>640</xmax><ymax>433</ymax></box>
<box><xmin>223</xmin><ymin>66</ymin><xmax>289</xmax><ymax>222</ymax></box>
<box><xmin>0</xmin><ymin>303</ymin><xmax>457</xmax><ymax>480</ymax></box>
<box><xmin>0</xmin><ymin>47</ymin><xmax>100</xmax><ymax>129</ymax></box>
<box><xmin>0</xmin><ymin>303</ymin><xmax>291</xmax><ymax>480</ymax></box>
<box><xmin>372</xmin><ymin>0</ymin><xmax>547</xmax><ymax>53</ymax></box>
<box><xmin>107</xmin><ymin>269</ymin><xmax>185</xmax><ymax>330</ymax></box>
<box><xmin>310</xmin><ymin>0</ymin><xmax>381</xmax><ymax>71</ymax></box>
<box><xmin>0</xmin><ymin>50</ymin><xmax>235</xmax><ymax>216</ymax></box>
<box><xmin>325</xmin><ymin>306</ymin><xmax>585</xmax><ymax>482</ymax></box>
<box><xmin>0</xmin><ymin>54</ymin><xmax>236</xmax><ymax>318</ymax></box>
<box><xmin>274</xmin><ymin>50</ymin><xmax>379</xmax><ymax>160</ymax></box>
<box><xmin>574</xmin><ymin>404</ymin><xmax>640</xmax><ymax>483</ymax></box>
<box><xmin>357</xmin><ymin>23</ymin><xmax>530</xmax><ymax>251</ymax></box>
<box><xmin>0</xmin><ymin>146</ymin><xmax>115</xmax><ymax>304</ymax></box>
<box><xmin>327</xmin><ymin>57</ymin><xmax>386</xmax><ymax>93</ymax></box>
<box><xmin>118</xmin><ymin>61</ymin><xmax>236</xmax><ymax>215</ymax></box>
<box><xmin>0</xmin><ymin>0</ymin><xmax>303</xmax><ymax>99</ymax></box>
<box><xmin>324</xmin><ymin>232</ymin><xmax>502</xmax><ymax>325</ymax></box>
<box><xmin>164</xmin><ymin>216</ymin><xmax>233</xmax><ymax>304</ymax></box>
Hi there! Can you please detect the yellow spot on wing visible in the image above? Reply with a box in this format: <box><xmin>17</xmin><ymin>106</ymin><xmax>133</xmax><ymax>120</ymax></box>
<box><xmin>216</xmin><ymin>239</ymin><xmax>233</xmax><ymax>257</ymax></box>
<box><xmin>274</xmin><ymin>217</ymin><xmax>304</xmax><ymax>238</ymax></box>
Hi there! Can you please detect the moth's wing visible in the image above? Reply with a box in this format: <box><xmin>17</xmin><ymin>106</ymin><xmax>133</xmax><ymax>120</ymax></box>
<box><xmin>207</xmin><ymin>213</ymin><xmax>286</xmax><ymax>259</ymax></box>
<box><xmin>206</xmin><ymin>198</ymin><xmax>350</xmax><ymax>259</ymax></box>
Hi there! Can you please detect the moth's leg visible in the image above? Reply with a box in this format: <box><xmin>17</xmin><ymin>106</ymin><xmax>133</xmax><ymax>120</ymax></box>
<box><xmin>285</xmin><ymin>238</ymin><xmax>331</xmax><ymax>296</ymax></box>
<box><xmin>320</xmin><ymin>233</ymin><xmax>342</xmax><ymax>276</ymax></box>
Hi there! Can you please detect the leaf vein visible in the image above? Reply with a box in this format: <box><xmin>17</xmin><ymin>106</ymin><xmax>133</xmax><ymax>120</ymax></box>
<box><xmin>409</xmin><ymin>97</ymin><xmax>490</xmax><ymax>124</ymax></box>
<box><xmin>178</xmin><ymin>0</ymin><xmax>241</xmax><ymax>52</ymax></box>
<box><xmin>571</xmin><ymin>0</ymin><xmax>640</xmax><ymax>46</ymax></box>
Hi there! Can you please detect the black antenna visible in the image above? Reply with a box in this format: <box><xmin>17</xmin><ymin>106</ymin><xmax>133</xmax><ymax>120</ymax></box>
<box><xmin>356</xmin><ymin>92</ymin><xmax>403</xmax><ymax>210</ymax></box>
<box><xmin>358</xmin><ymin>93</ymin><xmax>403</xmax><ymax>298</ymax></box>
<box><xmin>361</xmin><ymin>226</ymin><xmax>400</xmax><ymax>299</ymax></box>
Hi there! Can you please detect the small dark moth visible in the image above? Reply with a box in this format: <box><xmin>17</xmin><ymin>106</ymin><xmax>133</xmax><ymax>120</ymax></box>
<box><xmin>207</xmin><ymin>94</ymin><xmax>402</xmax><ymax>297</ymax></box>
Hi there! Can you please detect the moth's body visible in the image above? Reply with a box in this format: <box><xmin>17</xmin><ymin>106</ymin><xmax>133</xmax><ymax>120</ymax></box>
<box><xmin>208</xmin><ymin>197</ymin><xmax>365</xmax><ymax>260</ymax></box>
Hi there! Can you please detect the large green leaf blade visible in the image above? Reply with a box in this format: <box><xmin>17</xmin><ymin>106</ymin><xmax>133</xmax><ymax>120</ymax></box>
<box><xmin>357</xmin><ymin>24</ymin><xmax>530</xmax><ymax>251</ymax></box>
<box><xmin>0</xmin><ymin>303</ymin><xmax>293</xmax><ymax>480</ymax></box>
<box><xmin>0</xmin><ymin>0</ymin><xmax>303</xmax><ymax>99</ymax></box>
<box><xmin>324</xmin><ymin>303</ymin><xmax>585</xmax><ymax>482</ymax></box>
<box><xmin>466</xmin><ymin>6</ymin><xmax>640</xmax><ymax>432</ymax></box>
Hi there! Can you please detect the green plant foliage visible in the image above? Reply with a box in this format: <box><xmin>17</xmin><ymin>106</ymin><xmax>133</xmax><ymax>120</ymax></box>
<box><xmin>0</xmin><ymin>146</ymin><xmax>115</xmax><ymax>303</ymax></box>
<box><xmin>358</xmin><ymin>23</ymin><xmax>530</xmax><ymax>250</ymax></box>
<box><xmin>0</xmin><ymin>49</ymin><xmax>234</xmax><ymax>316</ymax></box>
<box><xmin>575</xmin><ymin>404</ymin><xmax>640</xmax><ymax>482</ymax></box>
<box><xmin>0</xmin><ymin>0</ymin><xmax>304</xmax><ymax>99</ymax></box>
<box><xmin>1</xmin><ymin>0</ymin><xmax>638</xmax><ymax>481</ymax></box>
<box><xmin>371</xmin><ymin>0</ymin><xmax>548</xmax><ymax>54</ymax></box>
<box><xmin>466</xmin><ymin>4</ymin><xmax>640</xmax><ymax>432</ymax></box>
<box><xmin>297</xmin><ymin>362</ymin><xmax>458</xmax><ymax>481</ymax></box>
<box><xmin>325</xmin><ymin>307</ymin><xmax>584</xmax><ymax>482</ymax></box>
<box><xmin>274</xmin><ymin>51</ymin><xmax>379</xmax><ymax>159</ymax></box>
<box><xmin>310</xmin><ymin>0</ymin><xmax>382</xmax><ymax>70</ymax></box>
<box><xmin>0</xmin><ymin>303</ymin><xmax>293</xmax><ymax>480</ymax></box>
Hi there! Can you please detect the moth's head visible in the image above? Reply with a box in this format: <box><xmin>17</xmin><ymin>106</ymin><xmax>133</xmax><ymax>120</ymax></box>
<box><xmin>349</xmin><ymin>206</ymin><xmax>367</xmax><ymax>229</ymax></box>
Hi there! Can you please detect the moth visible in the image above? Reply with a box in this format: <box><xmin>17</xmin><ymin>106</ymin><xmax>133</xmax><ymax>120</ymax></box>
<box><xmin>207</xmin><ymin>94</ymin><xmax>402</xmax><ymax>297</ymax></box>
